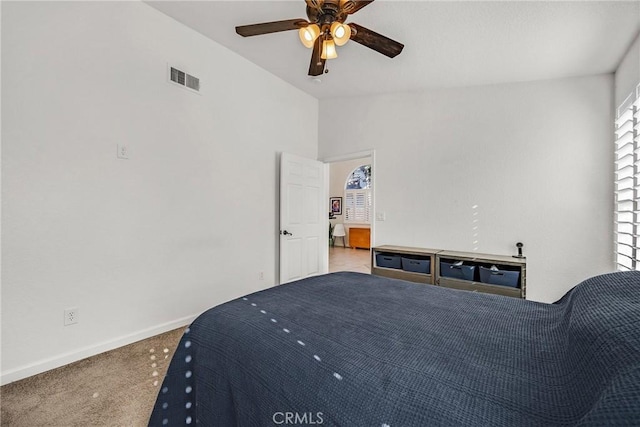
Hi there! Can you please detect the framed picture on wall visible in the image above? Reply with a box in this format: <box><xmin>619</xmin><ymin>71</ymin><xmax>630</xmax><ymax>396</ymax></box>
<box><xmin>330</xmin><ymin>197</ymin><xmax>342</xmax><ymax>215</ymax></box>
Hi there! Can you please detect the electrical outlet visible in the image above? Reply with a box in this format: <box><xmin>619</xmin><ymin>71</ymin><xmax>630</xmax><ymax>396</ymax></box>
<box><xmin>64</xmin><ymin>308</ymin><xmax>79</xmax><ymax>326</ymax></box>
<box><xmin>259</xmin><ymin>272</ymin><xmax>264</xmax><ymax>281</ymax></box>
<box><xmin>117</xmin><ymin>144</ymin><xmax>129</xmax><ymax>160</ymax></box>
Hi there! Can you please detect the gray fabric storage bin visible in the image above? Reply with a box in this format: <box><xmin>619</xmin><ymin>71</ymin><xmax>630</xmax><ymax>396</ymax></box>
<box><xmin>479</xmin><ymin>267</ymin><xmax>520</xmax><ymax>288</ymax></box>
<box><xmin>376</xmin><ymin>253</ymin><xmax>402</xmax><ymax>269</ymax></box>
<box><xmin>440</xmin><ymin>261</ymin><xmax>476</xmax><ymax>281</ymax></box>
<box><xmin>401</xmin><ymin>257</ymin><xmax>431</xmax><ymax>274</ymax></box>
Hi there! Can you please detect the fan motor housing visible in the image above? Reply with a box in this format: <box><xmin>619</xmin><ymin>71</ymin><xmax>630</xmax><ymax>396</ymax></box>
<box><xmin>306</xmin><ymin>0</ymin><xmax>349</xmax><ymax>25</ymax></box>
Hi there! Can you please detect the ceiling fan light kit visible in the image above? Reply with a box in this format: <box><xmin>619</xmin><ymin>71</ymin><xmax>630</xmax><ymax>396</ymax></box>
<box><xmin>235</xmin><ymin>0</ymin><xmax>404</xmax><ymax>76</ymax></box>
<box><xmin>321</xmin><ymin>37</ymin><xmax>338</xmax><ymax>59</ymax></box>
<box><xmin>299</xmin><ymin>24</ymin><xmax>321</xmax><ymax>48</ymax></box>
<box><xmin>330</xmin><ymin>22</ymin><xmax>351</xmax><ymax>46</ymax></box>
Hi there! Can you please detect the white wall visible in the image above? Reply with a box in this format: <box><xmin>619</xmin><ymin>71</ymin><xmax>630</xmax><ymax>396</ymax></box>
<box><xmin>319</xmin><ymin>75</ymin><xmax>614</xmax><ymax>303</ymax></box>
<box><xmin>615</xmin><ymin>31</ymin><xmax>640</xmax><ymax>108</ymax></box>
<box><xmin>1</xmin><ymin>1</ymin><xmax>318</xmax><ymax>383</ymax></box>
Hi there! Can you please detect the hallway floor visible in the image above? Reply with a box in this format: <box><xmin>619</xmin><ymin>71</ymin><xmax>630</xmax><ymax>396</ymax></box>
<box><xmin>329</xmin><ymin>246</ymin><xmax>371</xmax><ymax>274</ymax></box>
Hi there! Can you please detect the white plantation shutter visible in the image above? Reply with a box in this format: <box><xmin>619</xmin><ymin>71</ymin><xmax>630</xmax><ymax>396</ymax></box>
<box><xmin>615</xmin><ymin>86</ymin><xmax>640</xmax><ymax>271</ymax></box>
<box><xmin>345</xmin><ymin>189</ymin><xmax>372</xmax><ymax>223</ymax></box>
<box><xmin>345</xmin><ymin>192</ymin><xmax>355</xmax><ymax>221</ymax></box>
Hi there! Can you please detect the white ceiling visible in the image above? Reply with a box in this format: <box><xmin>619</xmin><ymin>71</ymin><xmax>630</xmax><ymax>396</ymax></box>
<box><xmin>146</xmin><ymin>1</ymin><xmax>640</xmax><ymax>99</ymax></box>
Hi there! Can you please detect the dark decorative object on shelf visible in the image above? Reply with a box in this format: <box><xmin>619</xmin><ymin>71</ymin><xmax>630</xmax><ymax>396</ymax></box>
<box><xmin>513</xmin><ymin>242</ymin><xmax>525</xmax><ymax>259</ymax></box>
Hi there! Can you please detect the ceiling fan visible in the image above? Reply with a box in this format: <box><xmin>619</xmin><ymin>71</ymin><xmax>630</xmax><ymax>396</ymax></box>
<box><xmin>235</xmin><ymin>0</ymin><xmax>404</xmax><ymax>76</ymax></box>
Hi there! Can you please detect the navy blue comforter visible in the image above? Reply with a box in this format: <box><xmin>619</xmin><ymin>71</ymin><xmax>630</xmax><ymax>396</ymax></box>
<box><xmin>149</xmin><ymin>271</ymin><xmax>640</xmax><ymax>426</ymax></box>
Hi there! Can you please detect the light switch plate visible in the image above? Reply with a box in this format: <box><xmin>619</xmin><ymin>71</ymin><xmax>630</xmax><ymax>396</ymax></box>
<box><xmin>117</xmin><ymin>144</ymin><xmax>129</xmax><ymax>160</ymax></box>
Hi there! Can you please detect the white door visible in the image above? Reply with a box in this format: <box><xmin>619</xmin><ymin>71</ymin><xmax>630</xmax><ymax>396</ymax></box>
<box><xmin>280</xmin><ymin>152</ymin><xmax>327</xmax><ymax>284</ymax></box>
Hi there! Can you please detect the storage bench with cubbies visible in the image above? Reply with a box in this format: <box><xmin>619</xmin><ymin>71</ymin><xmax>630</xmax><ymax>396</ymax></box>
<box><xmin>371</xmin><ymin>245</ymin><xmax>439</xmax><ymax>285</ymax></box>
<box><xmin>371</xmin><ymin>246</ymin><xmax>527</xmax><ymax>298</ymax></box>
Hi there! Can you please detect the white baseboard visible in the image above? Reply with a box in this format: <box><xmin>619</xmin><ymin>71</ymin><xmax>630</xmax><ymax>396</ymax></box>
<box><xmin>0</xmin><ymin>314</ymin><xmax>199</xmax><ymax>386</ymax></box>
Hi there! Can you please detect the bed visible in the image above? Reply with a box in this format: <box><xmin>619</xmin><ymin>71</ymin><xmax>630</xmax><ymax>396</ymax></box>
<box><xmin>149</xmin><ymin>271</ymin><xmax>640</xmax><ymax>426</ymax></box>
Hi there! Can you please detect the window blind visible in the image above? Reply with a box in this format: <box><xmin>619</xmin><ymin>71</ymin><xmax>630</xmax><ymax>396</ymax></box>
<box><xmin>615</xmin><ymin>87</ymin><xmax>640</xmax><ymax>271</ymax></box>
<box><xmin>345</xmin><ymin>189</ymin><xmax>372</xmax><ymax>223</ymax></box>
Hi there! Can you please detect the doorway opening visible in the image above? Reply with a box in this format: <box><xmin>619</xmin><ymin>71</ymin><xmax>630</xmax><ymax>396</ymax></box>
<box><xmin>326</xmin><ymin>154</ymin><xmax>373</xmax><ymax>274</ymax></box>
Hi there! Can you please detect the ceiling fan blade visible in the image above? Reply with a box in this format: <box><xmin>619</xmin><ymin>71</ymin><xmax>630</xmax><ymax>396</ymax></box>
<box><xmin>308</xmin><ymin>36</ymin><xmax>326</xmax><ymax>76</ymax></box>
<box><xmin>343</xmin><ymin>0</ymin><xmax>374</xmax><ymax>14</ymax></box>
<box><xmin>349</xmin><ymin>23</ymin><xmax>404</xmax><ymax>58</ymax></box>
<box><xmin>236</xmin><ymin>19</ymin><xmax>308</xmax><ymax>37</ymax></box>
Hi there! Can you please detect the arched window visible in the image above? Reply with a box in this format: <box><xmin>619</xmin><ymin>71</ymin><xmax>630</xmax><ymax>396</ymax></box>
<box><xmin>346</xmin><ymin>165</ymin><xmax>371</xmax><ymax>189</ymax></box>
<box><xmin>344</xmin><ymin>165</ymin><xmax>372</xmax><ymax>223</ymax></box>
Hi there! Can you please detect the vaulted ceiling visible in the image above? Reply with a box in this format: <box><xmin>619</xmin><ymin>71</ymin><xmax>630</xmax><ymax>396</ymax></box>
<box><xmin>146</xmin><ymin>1</ymin><xmax>640</xmax><ymax>99</ymax></box>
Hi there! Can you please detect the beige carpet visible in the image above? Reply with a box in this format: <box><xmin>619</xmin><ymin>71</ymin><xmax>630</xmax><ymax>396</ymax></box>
<box><xmin>1</xmin><ymin>327</ymin><xmax>185</xmax><ymax>426</ymax></box>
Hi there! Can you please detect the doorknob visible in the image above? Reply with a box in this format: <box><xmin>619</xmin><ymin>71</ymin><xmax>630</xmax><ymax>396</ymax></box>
<box><xmin>280</xmin><ymin>230</ymin><xmax>293</xmax><ymax>236</ymax></box>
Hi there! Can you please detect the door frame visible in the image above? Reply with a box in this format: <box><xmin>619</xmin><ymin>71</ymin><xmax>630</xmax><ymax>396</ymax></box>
<box><xmin>321</xmin><ymin>149</ymin><xmax>377</xmax><ymax>260</ymax></box>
